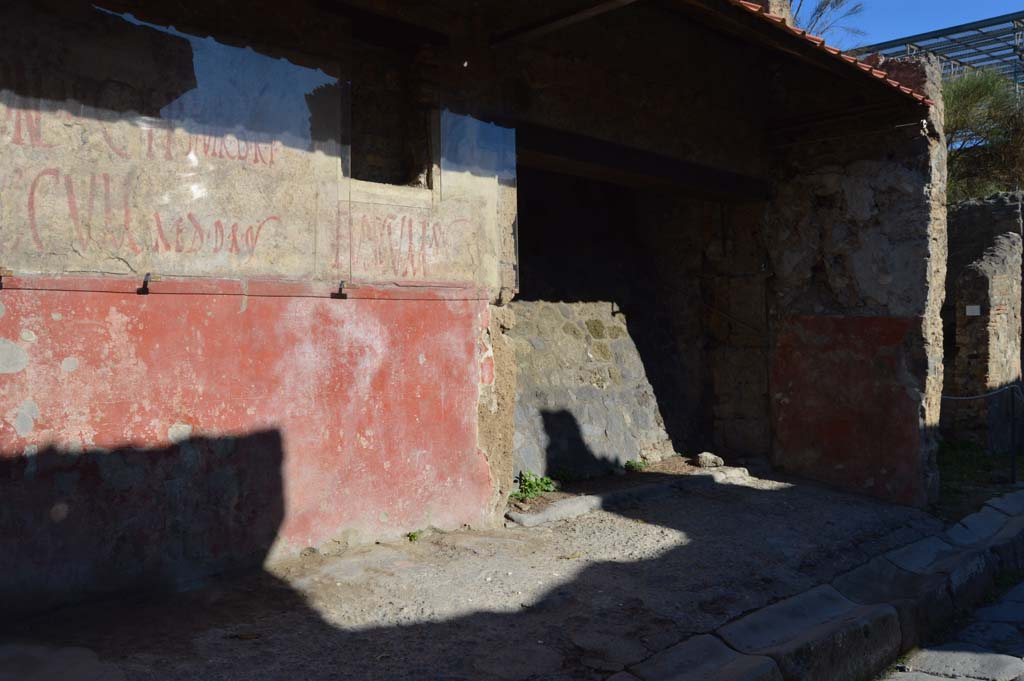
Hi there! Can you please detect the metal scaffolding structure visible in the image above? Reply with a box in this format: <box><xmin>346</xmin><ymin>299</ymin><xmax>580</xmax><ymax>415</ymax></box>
<box><xmin>854</xmin><ymin>10</ymin><xmax>1024</xmax><ymax>84</ymax></box>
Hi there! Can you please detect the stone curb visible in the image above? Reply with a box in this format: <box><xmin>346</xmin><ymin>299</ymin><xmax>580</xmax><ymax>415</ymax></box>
<box><xmin>505</xmin><ymin>467</ymin><xmax>749</xmax><ymax>528</ymax></box>
<box><xmin>617</xmin><ymin>488</ymin><xmax>1024</xmax><ymax>681</ymax></box>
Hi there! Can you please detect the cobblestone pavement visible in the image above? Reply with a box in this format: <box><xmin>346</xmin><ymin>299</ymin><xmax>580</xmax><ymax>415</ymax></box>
<box><xmin>882</xmin><ymin>583</ymin><xmax>1024</xmax><ymax>681</ymax></box>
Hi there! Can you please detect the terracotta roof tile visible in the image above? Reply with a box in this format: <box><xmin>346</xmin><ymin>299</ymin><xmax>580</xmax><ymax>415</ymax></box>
<box><xmin>724</xmin><ymin>0</ymin><xmax>935</xmax><ymax>106</ymax></box>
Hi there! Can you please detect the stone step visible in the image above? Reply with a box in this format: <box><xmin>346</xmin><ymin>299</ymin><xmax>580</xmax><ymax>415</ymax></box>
<box><xmin>885</xmin><ymin>536</ymin><xmax>958</xmax><ymax>574</ymax></box>
<box><xmin>629</xmin><ymin>634</ymin><xmax>781</xmax><ymax>681</ymax></box>
<box><xmin>716</xmin><ymin>585</ymin><xmax>900</xmax><ymax>681</ymax></box>
<box><xmin>986</xmin><ymin>490</ymin><xmax>1024</xmax><ymax>517</ymax></box>
<box><xmin>831</xmin><ymin>555</ymin><xmax>952</xmax><ymax>651</ymax></box>
<box><xmin>946</xmin><ymin>506</ymin><xmax>1011</xmax><ymax>547</ymax></box>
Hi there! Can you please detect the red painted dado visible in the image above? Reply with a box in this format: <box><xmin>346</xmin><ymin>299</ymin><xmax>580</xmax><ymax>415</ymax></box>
<box><xmin>0</xmin><ymin>277</ymin><xmax>493</xmax><ymax>613</ymax></box>
<box><xmin>771</xmin><ymin>315</ymin><xmax>927</xmax><ymax>506</ymax></box>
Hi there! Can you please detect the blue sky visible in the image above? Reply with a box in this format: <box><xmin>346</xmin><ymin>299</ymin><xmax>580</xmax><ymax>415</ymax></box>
<box><xmin>825</xmin><ymin>1</ymin><xmax>1023</xmax><ymax>49</ymax></box>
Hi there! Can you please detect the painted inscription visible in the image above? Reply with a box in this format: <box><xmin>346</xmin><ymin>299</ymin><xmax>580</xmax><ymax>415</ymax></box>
<box><xmin>0</xmin><ymin>9</ymin><xmax>493</xmax><ymax>285</ymax></box>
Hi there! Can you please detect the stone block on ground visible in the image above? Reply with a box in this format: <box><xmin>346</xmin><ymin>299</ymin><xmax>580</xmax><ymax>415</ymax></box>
<box><xmin>506</xmin><ymin>495</ymin><xmax>602</xmax><ymax>527</ymax></box>
<box><xmin>886</xmin><ymin>536</ymin><xmax>957</xmax><ymax>574</ymax></box>
<box><xmin>629</xmin><ymin>634</ymin><xmax>781</xmax><ymax>681</ymax></box>
<box><xmin>1002</xmin><ymin>582</ymin><xmax>1024</xmax><ymax>603</ymax></box>
<box><xmin>903</xmin><ymin>642</ymin><xmax>1024</xmax><ymax>680</ymax></box>
<box><xmin>986</xmin><ymin>514</ymin><xmax>1024</xmax><ymax>574</ymax></box>
<box><xmin>696</xmin><ymin>452</ymin><xmax>725</xmax><ymax>468</ymax></box>
<box><xmin>956</xmin><ymin>621</ymin><xmax>1024</xmax><ymax>657</ymax></box>
<box><xmin>987</xmin><ymin>490</ymin><xmax>1024</xmax><ymax>517</ymax></box>
<box><xmin>831</xmin><ymin>555</ymin><xmax>952</xmax><ymax>651</ymax></box>
<box><xmin>716</xmin><ymin>585</ymin><xmax>900</xmax><ymax>681</ymax></box>
<box><xmin>976</xmin><ymin>600</ymin><xmax>1024</xmax><ymax>624</ymax></box>
<box><xmin>946</xmin><ymin>506</ymin><xmax>1011</xmax><ymax>547</ymax></box>
<box><xmin>934</xmin><ymin>549</ymin><xmax>998</xmax><ymax>611</ymax></box>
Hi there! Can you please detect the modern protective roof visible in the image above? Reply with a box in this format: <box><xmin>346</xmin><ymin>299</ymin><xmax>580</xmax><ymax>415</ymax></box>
<box><xmin>853</xmin><ymin>10</ymin><xmax>1024</xmax><ymax>84</ymax></box>
<box><xmin>723</xmin><ymin>0</ymin><xmax>934</xmax><ymax>105</ymax></box>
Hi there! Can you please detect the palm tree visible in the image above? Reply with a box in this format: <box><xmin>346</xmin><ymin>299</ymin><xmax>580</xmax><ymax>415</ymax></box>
<box><xmin>792</xmin><ymin>0</ymin><xmax>865</xmax><ymax>40</ymax></box>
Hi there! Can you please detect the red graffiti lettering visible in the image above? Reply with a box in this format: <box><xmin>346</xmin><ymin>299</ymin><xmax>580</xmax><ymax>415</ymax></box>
<box><xmin>146</xmin><ymin>128</ymin><xmax>175</xmax><ymax>161</ymax></box>
<box><xmin>186</xmin><ymin>213</ymin><xmax>205</xmax><ymax>253</ymax></box>
<box><xmin>243</xmin><ymin>216</ymin><xmax>277</xmax><ymax>256</ymax></box>
<box><xmin>102</xmin><ymin>174</ymin><xmax>140</xmax><ymax>254</ymax></box>
<box><xmin>352</xmin><ymin>210</ymin><xmax>463</xmax><ymax>280</ymax></box>
<box><xmin>228</xmin><ymin>222</ymin><xmax>241</xmax><ymax>254</ymax></box>
<box><xmin>8</xmin><ymin>106</ymin><xmax>53</xmax><ymax>148</ymax></box>
<box><xmin>213</xmin><ymin>220</ymin><xmax>226</xmax><ymax>253</ymax></box>
<box><xmin>100</xmin><ymin>126</ymin><xmax>129</xmax><ymax>159</ymax></box>
<box><xmin>152</xmin><ymin>212</ymin><xmax>173</xmax><ymax>252</ymax></box>
<box><xmin>26</xmin><ymin>168</ymin><xmax>59</xmax><ymax>250</ymax></box>
<box><xmin>64</xmin><ymin>173</ymin><xmax>98</xmax><ymax>251</ymax></box>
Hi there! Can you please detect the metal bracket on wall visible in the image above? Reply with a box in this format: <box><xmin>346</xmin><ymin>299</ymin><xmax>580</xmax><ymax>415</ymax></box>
<box><xmin>330</xmin><ymin>280</ymin><xmax>349</xmax><ymax>300</ymax></box>
<box><xmin>136</xmin><ymin>272</ymin><xmax>161</xmax><ymax>295</ymax></box>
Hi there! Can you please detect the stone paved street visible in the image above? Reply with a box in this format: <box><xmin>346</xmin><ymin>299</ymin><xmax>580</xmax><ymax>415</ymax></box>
<box><xmin>882</xmin><ymin>583</ymin><xmax>1024</xmax><ymax>681</ymax></box>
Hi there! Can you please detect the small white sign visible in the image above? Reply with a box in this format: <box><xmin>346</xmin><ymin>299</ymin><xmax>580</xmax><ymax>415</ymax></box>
<box><xmin>966</xmin><ymin>305</ymin><xmax>982</xmax><ymax>317</ymax></box>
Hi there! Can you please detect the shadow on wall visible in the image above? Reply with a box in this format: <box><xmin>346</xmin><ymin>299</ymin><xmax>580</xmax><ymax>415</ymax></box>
<box><xmin>540</xmin><ymin>409</ymin><xmax>623</xmax><ymax>479</ymax></box>
<box><xmin>0</xmin><ymin>431</ymin><xmax>284</xmax><ymax>617</ymax></box>
<box><xmin>1</xmin><ymin>416</ymin><xmax>952</xmax><ymax>680</ymax></box>
<box><xmin>1</xmin><ymin>2</ymin><xmax>346</xmax><ymax>155</ymax></box>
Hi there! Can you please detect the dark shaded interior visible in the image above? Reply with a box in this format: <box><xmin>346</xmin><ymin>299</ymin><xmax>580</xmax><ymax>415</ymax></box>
<box><xmin>515</xmin><ymin>166</ymin><xmax>711</xmax><ymax>458</ymax></box>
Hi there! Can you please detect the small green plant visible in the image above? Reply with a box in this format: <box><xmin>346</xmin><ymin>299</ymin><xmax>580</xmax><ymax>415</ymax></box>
<box><xmin>624</xmin><ymin>459</ymin><xmax>647</xmax><ymax>473</ymax></box>
<box><xmin>406</xmin><ymin>530</ymin><xmax>421</xmax><ymax>542</ymax></box>
<box><xmin>510</xmin><ymin>470</ymin><xmax>556</xmax><ymax>502</ymax></box>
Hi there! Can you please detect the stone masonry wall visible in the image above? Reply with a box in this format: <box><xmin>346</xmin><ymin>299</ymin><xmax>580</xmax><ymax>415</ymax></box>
<box><xmin>944</xmin><ymin>192</ymin><xmax>1024</xmax><ymax>431</ymax></box>
<box><xmin>511</xmin><ymin>301</ymin><xmax>673</xmax><ymax>479</ymax></box>
<box><xmin>948</xmin><ymin>233</ymin><xmax>1023</xmax><ymax>452</ymax></box>
<box><xmin>765</xmin><ymin>58</ymin><xmax>947</xmax><ymax>505</ymax></box>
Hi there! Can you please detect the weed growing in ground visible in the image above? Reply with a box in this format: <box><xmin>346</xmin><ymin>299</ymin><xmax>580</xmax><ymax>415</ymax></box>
<box><xmin>624</xmin><ymin>459</ymin><xmax>647</xmax><ymax>472</ymax></box>
<box><xmin>406</xmin><ymin>530</ymin><xmax>421</xmax><ymax>542</ymax></box>
<box><xmin>510</xmin><ymin>470</ymin><xmax>556</xmax><ymax>502</ymax></box>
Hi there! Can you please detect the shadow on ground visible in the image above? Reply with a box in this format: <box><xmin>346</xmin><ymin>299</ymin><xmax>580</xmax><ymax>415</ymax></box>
<box><xmin>2</xmin><ymin>415</ymin><xmax>943</xmax><ymax>680</ymax></box>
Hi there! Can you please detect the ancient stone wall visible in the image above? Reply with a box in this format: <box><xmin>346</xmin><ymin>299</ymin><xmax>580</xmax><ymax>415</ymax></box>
<box><xmin>511</xmin><ymin>301</ymin><xmax>674</xmax><ymax>478</ymax></box>
<box><xmin>764</xmin><ymin>58</ymin><xmax>947</xmax><ymax>505</ymax></box>
<box><xmin>947</xmin><ymin>193</ymin><xmax>1023</xmax><ymax>288</ymax></box>
<box><xmin>944</xmin><ymin>192</ymin><xmax>1024</xmax><ymax>420</ymax></box>
<box><xmin>947</xmin><ymin>233</ymin><xmax>1023</xmax><ymax>452</ymax></box>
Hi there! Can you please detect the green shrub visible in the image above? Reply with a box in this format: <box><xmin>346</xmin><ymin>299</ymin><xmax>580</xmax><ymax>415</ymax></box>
<box><xmin>510</xmin><ymin>470</ymin><xmax>556</xmax><ymax>502</ymax></box>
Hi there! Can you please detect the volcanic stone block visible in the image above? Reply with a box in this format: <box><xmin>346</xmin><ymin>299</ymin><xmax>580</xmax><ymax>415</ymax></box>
<box><xmin>630</xmin><ymin>634</ymin><xmax>781</xmax><ymax>681</ymax></box>
<box><xmin>717</xmin><ymin>585</ymin><xmax>900</xmax><ymax>681</ymax></box>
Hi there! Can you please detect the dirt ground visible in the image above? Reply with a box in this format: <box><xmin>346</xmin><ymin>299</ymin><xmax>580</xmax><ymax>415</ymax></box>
<box><xmin>932</xmin><ymin>440</ymin><xmax>1024</xmax><ymax>522</ymax></box>
<box><xmin>5</xmin><ymin>466</ymin><xmax>942</xmax><ymax>680</ymax></box>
